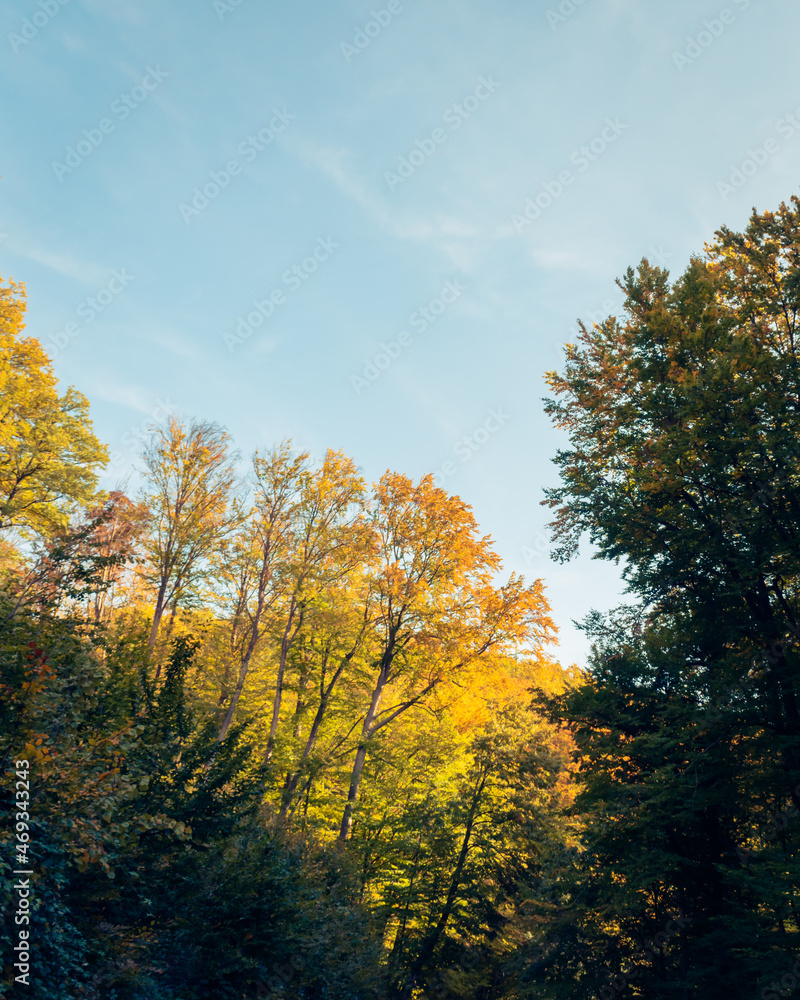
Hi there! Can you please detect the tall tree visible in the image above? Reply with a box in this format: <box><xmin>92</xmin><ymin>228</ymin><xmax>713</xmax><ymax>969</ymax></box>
<box><xmin>544</xmin><ymin>198</ymin><xmax>800</xmax><ymax>699</ymax></box>
<box><xmin>276</xmin><ymin>573</ymin><xmax>373</xmax><ymax>821</ymax></box>
<box><xmin>140</xmin><ymin>417</ymin><xmax>238</xmax><ymax>656</ymax></box>
<box><xmin>338</xmin><ymin>473</ymin><xmax>555</xmax><ymax>841</ymax></box>
<box><xmin>536</xmin><ymin>195</ymin><xmax>800</xmax><ymax>998</ymax></box>
<box><xmin>0</xmin><ymin>275</ymin><xmax>107</xmax><ymax>535</ymax></box>
<box><xmin>216</xmin><ymin>442</ymin><xmax>308</xmax><ymax>741</ymax></box>
<box><xmin>260</xmin><ymin>447</ymin><xmax>371</xmax><ymax>762</ymax></box>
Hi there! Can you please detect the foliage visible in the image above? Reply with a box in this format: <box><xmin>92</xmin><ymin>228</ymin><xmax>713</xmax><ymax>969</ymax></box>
<box><xmin>0</xmin><ymin>321</ymin><xmax>567</xmax><ymax>998</ymax></box>
<box><xmin>0</xmin><ymin>275</ymin><xmax>107</xmax><ymax>536</ymax></box>
<box><xmin>13</xmin><ymin>195</ymin><xmax>800</xmax><ymax>997</ymax></box>
<box><xmin>533</xmin><ymin>196</ymin><xmax>800</xmax><ymax>999</ymax></box>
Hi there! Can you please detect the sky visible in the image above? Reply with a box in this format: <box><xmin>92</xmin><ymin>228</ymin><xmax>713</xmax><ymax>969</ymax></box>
<box><xmin>2</xmin><ymin>0</ymin><xmax>799</xmax><ymax>668</ymax></box>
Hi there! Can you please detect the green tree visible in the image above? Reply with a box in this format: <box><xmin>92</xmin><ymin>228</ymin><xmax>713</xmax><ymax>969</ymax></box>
<box><xmin>535</xmin><ymin>195</ymin><xmax>800</xmax><ymax>999</ymax></box>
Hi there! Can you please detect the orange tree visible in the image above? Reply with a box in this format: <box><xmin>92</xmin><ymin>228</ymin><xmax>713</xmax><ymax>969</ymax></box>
<box><xmin>338</xmin><ymin>472</ymin><xmax>555</xmax><ymax>842</ymax></box>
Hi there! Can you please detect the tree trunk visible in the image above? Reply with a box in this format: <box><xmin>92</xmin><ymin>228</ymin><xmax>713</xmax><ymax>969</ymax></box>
<box><xmin>279</xmin><ymin>649</ymin><xmax>355</xmax><ymax>820</ymax></box>
<box><xmin>405</xmin><ymin>766</ymin><xmax>488</xmax><ymax>983</ymax></box>
<box><xmin>148</xmin><ymin>577</ymin><xmax>169</xmax><ymax>653</ymax></box>
<box><xmin>217</xmin><ymin>650</ymin><xmax>255</xmax><ymax>741</ymax></box>
<box><xmin>265</xmin><ymin>598</ymin><xmax>302</xmax><ymax>762</ymax></box>
<box><xmin>338</xmin><ymin>665</ymin><xmax>388</xmax><ymax>841</ymax></box>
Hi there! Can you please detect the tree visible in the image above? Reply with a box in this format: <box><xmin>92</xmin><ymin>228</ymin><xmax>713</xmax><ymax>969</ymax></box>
<box><xmin>139</xmin><ymin>417</ymin><xmax>238</xmax><ymax>658</ymax></box>
<box><xmin>82</xmin><ymin>492</ymin><xmax>147</xmax><ymax>623</ymax></box>
<box><xmin>338</xmin><ymin>473</ymin><xmax>555</xmax><ymax>841</ymax></box>
<box><xmin>275</xmin><ymin>580</ymin><xmax>373</xmax><ymax>822</ymax></box>
<box><xmin>544</xmin><ymin>199</ymin><xmax>800</xmax><ymax>687</ymax></box>
<box><xmin>536</xmin><ymin>195</ymin><xmax>800</xmax><ymax>998</ymax></box>
<box><xmin>261</xmin><ymin>447</ymin><xmax>371</xmax><ymax>763</ymax></box>
<box><xmin>0</xmin><ymin>275</ymin><xmax>107</xmax><ymax>536</ymax></box>
<box><xmin>215</xmin><ymin>441</ymin><xmax>309</xmax><ymax>741</ymax></box>
<box><xmin>2</xmin><ymin>274</ymin><xmax>593</xmax><ymax>998</ymax></box>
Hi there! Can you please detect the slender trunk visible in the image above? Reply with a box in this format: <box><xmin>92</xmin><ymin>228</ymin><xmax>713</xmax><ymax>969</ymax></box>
<box><xmin>93</xmin><ymin>561</ymin><xmax>112</xmax><ymax>622</ymax></box>
<box><xmin>217</xmin><ymin>649</ymin><xmax>255</xmax><ymax>741</ymax></box>
<box><xmin>164</xmin><ymin>600</ymin><xmax>179</xmax><ymax>638</ymax></box>
<box><xmin>265</xmin><ymin>597</ymin><xmax>302</xmax><ymax>762</ymax></box>
<box><xmin>338</xmin><ymin>664</ymin><xmax>389</xmax><ymax>841</ymax></box>
<box><xmin>216</xmin><ymin>658</ymin><xmax>232</xmax><ymax>711</ymax></box>
<box><xmin>216</xmin><ymin>608</ymin><xmax>245</xmax><ymax>722</ymax></box>
<box><xmin>279</xmin><ymin>649</ymin><xmax>355</xmax><ymax>819</ymax></box>
<box><xmin>292</xmin><ymin>654</ymin><xmax>310</xmax><ymax>738</ymax></box>
<box><xmin>301</xmin><ymin>776</ymin><xmax>313</xmax><ymax>832</ymax></box>
<box><xmin>218</xmin><ymin>596</ymin><xmax>270</xmax><ymax>742</ymax></box>
<box><xmin>148</xmin><ymin>580</ymin><xmax>171</xmax><ymax>685</ymax></box>
<box><xmin>406</xmin><ymin>766</ymin><xmax>488</xmax><ymax>981</ymax></box>
<box><xmin>148</xmin><ymin>578</ymin><xmax>169</xmax><ymax>653</ymax></box>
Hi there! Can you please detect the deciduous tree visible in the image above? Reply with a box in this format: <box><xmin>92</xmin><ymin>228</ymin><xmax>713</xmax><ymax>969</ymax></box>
<box><xmin>338</xmin><ymin>473</ymin><xmax>555</xmax><ymax>841</ymax></box>
<box><xmin>139</xmin><ymin>417</ymin><xmax>238</xmax><ymax>658</ymax></box>
<box><xmin>0</xmin><ymin>276</ymin><xmax>107</xmax><ymax>536</ymax></box>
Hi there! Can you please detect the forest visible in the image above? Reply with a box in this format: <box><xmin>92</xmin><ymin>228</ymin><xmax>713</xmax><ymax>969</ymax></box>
<box><xmin>2</xmin><ymin>195</ymin><xmax>800</xmax><ymax>1000</ymax></box>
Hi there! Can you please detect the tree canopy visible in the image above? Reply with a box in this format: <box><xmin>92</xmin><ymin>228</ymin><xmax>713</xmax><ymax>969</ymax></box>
<box><xmin>0</xmin><ymin>276</ymin><xmax>107</xmax><ymax>536</ymax></box>
<box><xmin>4</xmin><ymin>196</ymin><xmax>800</xmax><ymax>1000</ymax></box>
<box><xmin>536</xmin><ymin>196</ymin><xmax>800</xmax><ymax>1000</ymax></box>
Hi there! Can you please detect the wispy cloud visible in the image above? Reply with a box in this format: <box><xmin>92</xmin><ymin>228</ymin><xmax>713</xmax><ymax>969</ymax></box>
<box><xmin>288</xmin><ymin>137</ymin><xmax>499</xmax><ymax>273</ymax></box>
<box><xmin>88</xmin><ymin>379</ymin><xmax>157</xmax><ymax>414</ymax></box>
<box><xmin>11</xmin><ymin>241</ymin><xmax>108</xmax><ymax>285</ymax></box>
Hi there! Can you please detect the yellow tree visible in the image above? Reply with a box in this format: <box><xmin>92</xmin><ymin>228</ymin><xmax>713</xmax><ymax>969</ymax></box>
<box><xmin>262</xmin><ymin>448</ymin><xmax>372</xmax><ymax>761</ymax></box>
<box><xmin>0</xmin><ymin>276</ymin><xmax>107</xmax><ymax>535</ymax></box>
<box><xmin>337</xmin><ymin>473</ymin><xmax>555</xmax><ymax>841</ymax></box>
<box><xmin>215</xmin><ymin>442</ymin><xmax>309</xmax><ymax>741</ymax></box>
<box><xmin>139</xmin><ymin>417</ymin><xmax>238</xmax><ymax>658</ymax></box>
<box><xmin>214</xmin><ymin>446</ymin><xmax>373</xmax><ymax>754</ymax></box>
<box><xmin>277</xmin><ymin>571</ymin><xmax>374</xmax><ymax>821</ymax></box>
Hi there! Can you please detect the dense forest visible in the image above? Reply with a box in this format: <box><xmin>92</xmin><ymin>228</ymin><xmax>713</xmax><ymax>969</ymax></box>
<box><xmin>2</xmin><ymin>195</ymin><xmax>800</xmax><ymax>999</ymax></box>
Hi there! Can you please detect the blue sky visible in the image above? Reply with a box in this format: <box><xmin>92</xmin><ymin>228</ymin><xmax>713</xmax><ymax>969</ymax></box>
<box><xmin>2</xmin><ymin>0</ymin><xmax>799</xmax><ymax>668</ymax></box>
